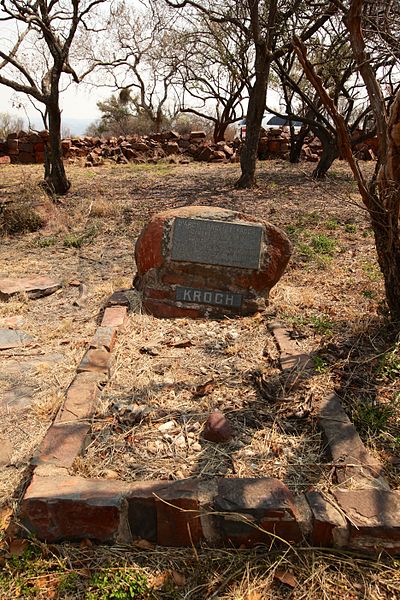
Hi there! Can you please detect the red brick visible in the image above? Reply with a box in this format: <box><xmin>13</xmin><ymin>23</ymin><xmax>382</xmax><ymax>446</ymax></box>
<box><xmin>101</xmin><ymin>306</ymin><xmax>128</xmax><ymax>329</ymax></box>
<box><xmin>318</xmin><ymin>393</ymin><xmax>387</xmax><ymax>486</ymax></box>
<box><xmin>306</xmin><ymin>491</ymin><xmax>348</xmax><ymax>547</ymax></box>
<box><xmin>33</xmin><ymin>423</ymin><xmax>89</xmax><ymax>468</ymax></box>
<box><xmin>90</xmin><ymin>326</ymin><xmax>117</xmax><ymax>351</ymax></box>
<box><xmin>20</xmin><ymin>475</ymin><xmax>128</xmax><ymax>542</ymax></box>
<box><xmin>144</xmin><ymin>287</ymin><xmax>174</xmax><ymax>301</ymax></box>
<box><xmin>214</xmin><ymin>478</ymin><xmax>302</xmax><ymax>547</ymax></box>
<box><xmin>134</xmin><ymin>216</ymin><xmax>165</xmax><ymax>273</ymax></box>
<box><xmin>155</xmin><ymin>480</ymin><xmax>203</xmax><ymax>546</ymax></box>
<box><xmin>77</xmin><ymin>348</ymin><xmax>111</xmax><ymax>376</ymax></box>
<box><xmin>333</xmin><ymin>489</ymin><xmax>400</xmax><ymax>553</ymax></box>
<box><xmin>105</xmin><ymin>290</ymin><xmax>130</xmax><ymax>307</ymax></box>
<box><xmin>143</xmin><ymin>299</ymin><xmax>202</xmax><ymax>319</ymax></box>
<box><xmin>56</xmin><ymin>372</ymin><xmax>103</xmax><ymax>423</ymax></box>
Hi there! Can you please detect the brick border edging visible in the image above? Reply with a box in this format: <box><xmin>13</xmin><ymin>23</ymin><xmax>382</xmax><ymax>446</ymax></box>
<box><xmin>18</xmin><ymin>306</ymin><xmax>400</xmax><ymax>554</ymax></box>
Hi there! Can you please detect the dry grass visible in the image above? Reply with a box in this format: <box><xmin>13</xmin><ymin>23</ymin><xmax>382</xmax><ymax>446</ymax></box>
<box><xmin>0</xmin><ymin>159</ymin><xmax>399</xmax><ymax>598</ymax></box>
<box><xmin>0</xmin><ymin>538</ymin><xmax>399</xmax><ymax>599</ymax></box>
<box><xmin>73</xmin><ymin>311</ymin><xmax>332</xmax><ymax>493</ymax></box>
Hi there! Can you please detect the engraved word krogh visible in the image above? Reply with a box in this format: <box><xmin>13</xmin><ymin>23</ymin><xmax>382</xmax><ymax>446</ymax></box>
<box><xmin>176</xmin><ymin>286</ymin><xmax>242</xmax><ymax>308</ymax></box>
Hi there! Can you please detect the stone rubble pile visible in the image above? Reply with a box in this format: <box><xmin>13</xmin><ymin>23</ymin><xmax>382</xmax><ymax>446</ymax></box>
<box><xmin>0</xmin><ymin>130</ymin><xmax>49</xmax><ymax>165</ymax></box>
<box><xmin>0</xmin><ymin>127</ymin><xmax>378</xmax><ymax>166</ymax></box>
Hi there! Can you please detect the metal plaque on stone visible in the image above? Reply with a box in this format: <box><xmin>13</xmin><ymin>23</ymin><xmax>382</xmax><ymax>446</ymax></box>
<box><xmin>176</xmin><ymin>286</ymin><xmax>242</xmax><ymax>307</ymax></box>
<box><xmin>171</xmin><ymin>218</ymin><xmax>263</xmax><ymax>269</ymax></box>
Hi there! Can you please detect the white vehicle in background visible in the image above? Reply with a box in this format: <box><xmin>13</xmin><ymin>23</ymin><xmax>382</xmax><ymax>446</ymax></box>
<box><xmin>237</xmin><ymin>114</ymin><xmax>302</xmax><ymax>139</ymax></box>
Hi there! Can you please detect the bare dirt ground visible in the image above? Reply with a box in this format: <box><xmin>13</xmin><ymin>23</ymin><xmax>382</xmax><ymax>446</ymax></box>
<box><xmin>0</xmin><ymin>158</ymin><xmax>399</xmax><ymax>598</ymax></box>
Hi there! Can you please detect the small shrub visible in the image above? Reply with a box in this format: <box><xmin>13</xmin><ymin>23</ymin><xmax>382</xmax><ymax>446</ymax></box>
<box><xmin>362</xmin><ymin>228</ymin><xmax>374</xmax><ymax>237</ymax></box>
<box><xmin>310</xmin><ymin>314</ymin><xmax>334</xmax><ymax>335</ymax></box>
<box><xmin>378</xmin><ymin>341</ymin><xmax>400</xmax><ymax>381</ymax></box>
<box><xmin>313</xmin><ymin>355</ymin><xmax>328</xmax><ymax>372</ymax></box>
<box><xmin>325</xmin><ymin>218</ymin><xmax>339</xmax><ymax>230</ymax></box>
<box><xmin>63</xmin><ymin>225</ymin><xmax>98</xmax><ymax>248</ymax></box>
<box><xmin>362</xmin><ymin>290</ymin><xmax>375</xmax><ymax>299</ymax></box>
<box><xmin>0</xmin><ymin>202</ymin><xmax>44</xmax><ymax>235</ymax></box>
<box><xmin>36</xmin><ymin>236</ymin><xmax>56</xmax><ymax>247</ymax></box>
<box><xmin>354</xmin><ymin>400</ymin><xmax>394</xmax><ymax>435</ymax></box>
<box><xmin>86</xmin><ymin>569</ymin><xmax>151</xmax><ymax>599</ymax></box>
<box><xmin>362</xmin><ymin>261</ymin><xmax>381</xmax><ymax>282</ymax></box>
<box><xmin>310</xmin><ymin>234</ymin><xmax>336</xmax><ymax>255</ymax></box>
<box><xmin>344</xmin><ymin>223</ymin><xmax>357</xmax><ymax>233</ymax></box>
<box><xmin>63</xmin><ymin>233</ymin><xmax>85</xmax><ymax>248</ymax></box>
<box><xmin>297</xmin><ymin>242</ymin><xmax>314</xmax><ymax>260</ymax></box>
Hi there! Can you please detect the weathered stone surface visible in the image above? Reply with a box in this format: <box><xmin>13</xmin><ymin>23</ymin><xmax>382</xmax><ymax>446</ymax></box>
<box><xmin>134</xmin><ymin>206</ymin><xmax>292</xmax><ymax>319</ymax></box>
<box><xmin>214</xmin><ymin>478</ymin><xmax>302</xmax><ymax>546</ymax></box>
<box><xmin>318</xmin><ymin>393</ymin><xmax>388</xmax><ymax>488</ymax></box>
<box><xmin>333</xmin><ymin>489</ymin><xmax>400</xmax><ymax>553</ymax></box>
<box><xmin>77</xmin><ymin>348</ymin><xmax>111</xmax><ymax>376</ymax></box>
<box><xmin>306</xmin><ymin>491</ymin><xmax>349</xmax><ymax>547</ymax></box>
<box><xmin>101</xmin><ymin>306</ymin><xmax>128</xmax><ymax>329</ymax></box>
<box><xmin>1</xmin><ymin>384</ymin><xmax>36</xmax><ymax>409</ymax></box>
<box><xmin>21</xmin><ymin>475</ymin><xmax>128</xmax><ymax>542</ymax></box>
<box><xmin>33</xmin><ymin>423</ymin><xmax>90</xmax><ymax>468</ymax></box>
<box><xmin>3</xmin><ymin>353</ymin><xmax>64</xmax><ymax>374</ymax></box>
<box><xmin>90</xmin><ymin>326</ymin><xmax>117</xmax><ymax>351</ymax></box>
<box><xmin>268</xmin><ymin>322</ymin><xmax>313</xmax><ymax>374</ymax></box>
<box><xmin>0</xmin><ymin>437</ymin><xmax>13</xmax><ymax>466</ymax></box>
<box><xmin>0</xmin><ymin>315</ymin><xmax>26</xmax><ymax>328</ymax></box>
<box><xmin>56</xmin><ymin>372</ymin><xmax>103</xmax><ymax>423</ymax></box>
<box><xmin>202</xmin><ymin>411</ymin><xmax>234</xmax><ymax>443</ymax></box>
<box><xmin>0</xmin><ymin>328</ymin><xmax>33</xmax><ymax>350</ymax></box>
<box><xmin>0</xmin><ymin>276</ymin><xmax>61</xmax><ymax>299</ymax></box>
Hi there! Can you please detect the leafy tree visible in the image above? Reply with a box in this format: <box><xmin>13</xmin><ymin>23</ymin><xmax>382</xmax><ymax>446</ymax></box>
<box><xmin>91</xmin><ymin>94</ymin><xmax>136</xmax><ymax>136</ymax></box>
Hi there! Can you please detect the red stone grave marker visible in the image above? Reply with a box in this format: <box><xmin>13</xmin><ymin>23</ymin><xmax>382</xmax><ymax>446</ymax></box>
<box><xmin>134</xmin><ymin>206</ymin><xmax>292</xmax><ymax>318</ymax></box>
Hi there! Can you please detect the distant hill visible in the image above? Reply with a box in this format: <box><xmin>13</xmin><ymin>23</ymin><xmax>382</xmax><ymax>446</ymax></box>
<box><xmin>61</xmin><ymin>116</ymin><xmax>95</xmax><ymax>136</ymax></box>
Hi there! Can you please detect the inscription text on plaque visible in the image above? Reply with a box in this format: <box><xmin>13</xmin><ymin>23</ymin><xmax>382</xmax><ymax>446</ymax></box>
<box><xmin>171</xmin><ymin>218</ymin><xmax>263</xmax><ymax>269</ymax></box>
<box><xmin>176</xmin><ymin>286</ymin><xmax>242</xmax><ymax>308</ymax></box>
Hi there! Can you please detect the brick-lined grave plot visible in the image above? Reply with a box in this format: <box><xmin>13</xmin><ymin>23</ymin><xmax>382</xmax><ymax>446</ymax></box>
<box><xmin>19</xmin><ymin>294</ymin><xmax>400</xmax><ymax>553</ymax></box>
<box><xmin>17</xmin><ymin>205</ymin><xmax>400</xmax><ymax>554</ymax></box>
<box><xmin>73</xmin><ymin>312</ymin><xmax>330</xmax><ymax>492</ymax></box>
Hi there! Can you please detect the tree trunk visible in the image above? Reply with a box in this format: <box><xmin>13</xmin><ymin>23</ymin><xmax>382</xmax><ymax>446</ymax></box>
<box><xmin>235</xmin><ymin>0</ymin><xmax>277</xmax><ymax>189</ymax></box>
<box><xmin>213</xmin><ymin>121</ymin><xmax>229</xmax><ymax>143</ymax></box>
<box><xmin>290</xmin><ymin>126</ymin><xmax>309</xmax><ymax>163</ymax></box>
<box><xmin>235</xmin><ymin>70</ymin><xmax>268</xmax><ymax>188</ymax></box>
<box><xmin>45</xmin><ymin>102</ymin><xmax>70</xmax><ymax>195</ymax></box>
<box><xmin>155</xmin><ymin>110</ymin><xmax>163</xmax><ymax>133</ymax></box>
<box><xmin>312</xmin><ymin>139</ymin><xmax>338</xmax><ymax>178</ymax></box>
<box><xmin>370</xmin><ymin>205</ymin><xmax>400</xmax><ymax>323</ymax></box>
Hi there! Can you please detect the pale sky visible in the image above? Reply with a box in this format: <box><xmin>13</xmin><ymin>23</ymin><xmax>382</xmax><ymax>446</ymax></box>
<box><xmin>0</xmin><ymin>81</ymin><xmax>112</xmax><ymax>134</ymax></box>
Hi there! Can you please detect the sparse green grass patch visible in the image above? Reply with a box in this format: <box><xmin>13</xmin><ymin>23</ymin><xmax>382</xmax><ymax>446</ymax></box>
<box><xmin>63</xmin><ymin>225</ymin><xmax>98</xmax><ymax>248</ymax></box>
